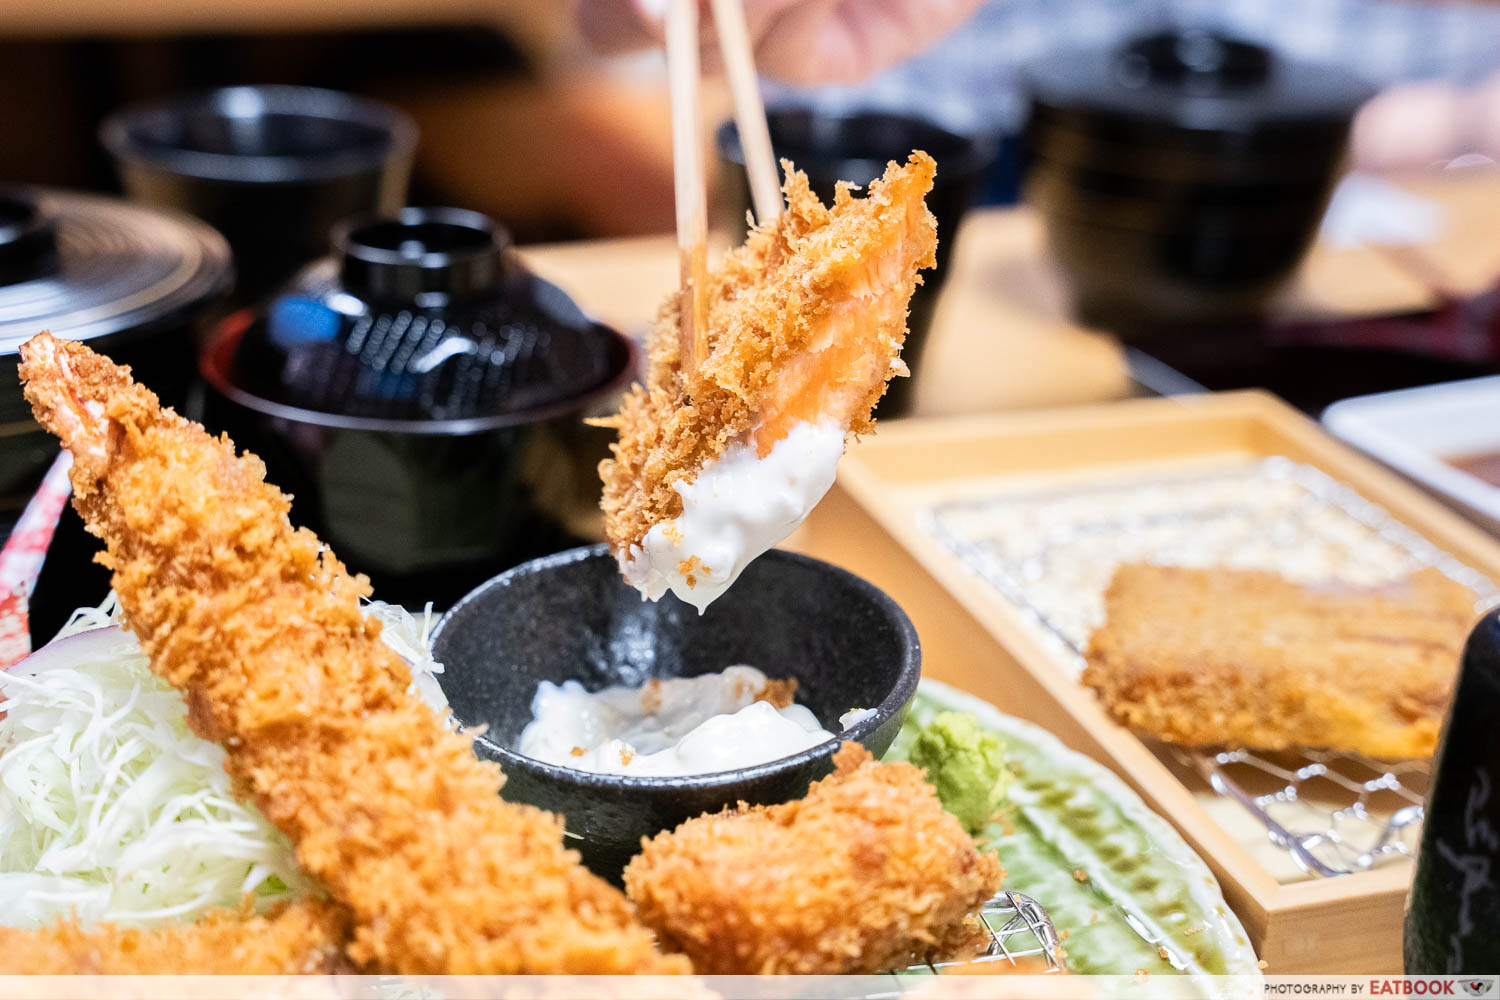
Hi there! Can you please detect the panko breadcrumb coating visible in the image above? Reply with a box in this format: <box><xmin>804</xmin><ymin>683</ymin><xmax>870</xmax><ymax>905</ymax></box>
<box><xmin>624</xmin><ymin>742</ymin><xmax>1004</xmax><ymax>974</ymax></box>
<box><xmin>597</xmin><ymin>153</ymin><xmax>937</xmax><ymax>556</ymax></box>
<box><xmin>1082</xmin><ymin>564</ymin><xmax>1478</xmax><ymax>757</ymax></box>
<box><xmin>18</xmin><ymin>333</ymin><xmax>688</xmax><ymax>974</ymax></box>
<box><xmin>758</xmin><ymin>676</ymin><xmax>798</xmax><ymax>709</ymax></box>
<box><xmin>0</xmin><ymin>900</ymin><xmax>349</xmax><ymax>974</ymax></box>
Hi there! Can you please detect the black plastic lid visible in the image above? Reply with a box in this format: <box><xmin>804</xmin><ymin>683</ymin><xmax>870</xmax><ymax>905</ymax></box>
<box><xmin>215</xmin><ymin>205</ymin><xmax>632</xmax><ymax>430</ymax></box>
<box><xmin>0</xmin><ymin>187</ymin><xmax>231</xmax><ymax>354</ymax></box>
<box><xmin>1025</xmin><ymin>29</ymin><xmax>1374</xmax><ymax>148</ymax></box>
<box><xmin>334</xmin><ymin>206</ymin><xmax>510</xmax><ymax>303</ymax></box>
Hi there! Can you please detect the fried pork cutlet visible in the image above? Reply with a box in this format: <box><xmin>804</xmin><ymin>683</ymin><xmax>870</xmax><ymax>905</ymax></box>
<box><xmin>1082</xmin><ymin>564</ymin><xmax>1479</xmax><ymax>758</ymax></box>
<box><xmin>18</xmin><ymin>333</ymin><xmax>688</xmax><ymax>974</ymax></box>
<box><xmin>624</xmin><ymin>742</ymin><xmax>1004</xmax><ymax>974</ymax></box>
<box><xmin>597</xmin><ymin>153</ymin><xmax>937</xmax><ymax>608</ymax></box>
<box><xmin>0</xmin><ymin>900</ymin><xmax>348</xmax><ymax>974</ymax></box>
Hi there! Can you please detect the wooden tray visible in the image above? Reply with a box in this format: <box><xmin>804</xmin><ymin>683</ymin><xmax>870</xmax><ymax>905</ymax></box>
<box><xmin>793</xmin><ymin>390</ymin><xmax>1500</xmax><ymax>974</ymax></box>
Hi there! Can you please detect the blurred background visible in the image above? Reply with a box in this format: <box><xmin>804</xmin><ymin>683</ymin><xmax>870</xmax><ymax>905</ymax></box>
<box><xmin>4</xmin><ymin>0</ymin><xmax>1498</xmax><ymax>236</ymax></box>
<box><xmin>9</xmin><ymin>0</ymin><xmax>1500</xmax><ymax>396</ymax></box>
<box><xmin>8</xmin><ymin>0</ymin><xmax>1500</xmax><ymax>626</ymax></box>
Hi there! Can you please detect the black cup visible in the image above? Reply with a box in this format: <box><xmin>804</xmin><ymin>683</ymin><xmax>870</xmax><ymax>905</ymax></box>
<box><xmin>101</xmin><ymin>86</ymin><xmax>416</xmax><ymax>305</ymax></box>
<box><xmin>716</xmin><ymin>109</ymin><xmax>994</xmax><ymax>416</ymax></box>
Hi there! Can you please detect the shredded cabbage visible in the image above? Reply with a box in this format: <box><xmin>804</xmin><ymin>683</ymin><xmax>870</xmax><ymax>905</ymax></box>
<box><xmin>361</xmin><ymin>599</ymin><xmax>449</xmax><ymax>715</ymax></box>
<box><xmin>0</xmin><ymin>595</ymin><xmax>449</xmax><ymax>929</ymax></box>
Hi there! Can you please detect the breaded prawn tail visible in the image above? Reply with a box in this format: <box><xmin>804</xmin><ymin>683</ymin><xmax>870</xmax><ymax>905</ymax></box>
<box><xmin>624</xmin><ymin>742</ymin><xmax>1004</xmax><ymax>974</ymax></box>
<box><xmin>0</xmin><ymin>899</ymin><xmax>349</xmax><ymax>974</ymax></box>
<box><xmin>598</xmin><ymin>152</ymin><xmax>938</xmax><ymax>559</ymax></box>
<box><xmin>18</xmin><ymin>332</ymin><xmax>689</xmax><ymax>975</ymax></box>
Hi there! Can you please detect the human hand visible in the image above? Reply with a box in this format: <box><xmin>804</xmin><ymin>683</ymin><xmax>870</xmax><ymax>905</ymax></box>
<box><xmin>1351</xmin><ymin>73</ymin><xmax>1500</xmax><ymax>173</ymax></box>
<box><xmin>578</xmin><ymin>0</ymin><xmax>986</xmax><ymax>86</ymax></box>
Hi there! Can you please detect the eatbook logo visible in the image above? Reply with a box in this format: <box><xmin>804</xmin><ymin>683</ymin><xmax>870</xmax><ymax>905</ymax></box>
<box><xmin>1462</xmin><ymin>980</ymin><xmax>1496</xmax><ymax>998</ymax></box>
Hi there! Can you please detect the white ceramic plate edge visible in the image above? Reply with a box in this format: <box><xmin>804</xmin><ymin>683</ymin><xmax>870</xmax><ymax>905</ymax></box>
<box><xmin>1324</xmin><ymin>378</ymin><xmax>1500</xmax><ymax>533</ymax></box>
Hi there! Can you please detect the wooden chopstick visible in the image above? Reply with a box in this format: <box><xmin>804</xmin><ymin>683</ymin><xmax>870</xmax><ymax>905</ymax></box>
<box><xmin>708</xmin><ymin>0</ymin><xmax>782</xmax><ymax>225</ymax></box>
<box><xmin>665</xmin><ymin>0</ymin><xmax>709</xmax><ymax>372</ymax></box>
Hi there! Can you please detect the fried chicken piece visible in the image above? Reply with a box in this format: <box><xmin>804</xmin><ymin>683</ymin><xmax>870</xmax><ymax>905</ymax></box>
<box><xmin>597</xmin><ymin>154</ymin><xmax>937</xmax><ymax>608</ymax></box>
<box><xmin>0</xmin><ymin>900</ymin><xmax>348</xmax><ymax>974</ymax></box>
<box><xmin>18</xmin><ymin>333</ymin><xmax>688</xmax><ymax>975</ymax></box>
<box><xmin>1082</xmin><ymin>564</ymin><xmax>1479</xmax><ymax>757</ymax></box>
<box><xmin>624</xmin><ymin>742</ymin><xmax>1004</xmax><ymax>974</ymax></box>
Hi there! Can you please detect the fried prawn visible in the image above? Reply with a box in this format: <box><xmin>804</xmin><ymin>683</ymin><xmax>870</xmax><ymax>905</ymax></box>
<box><xmin>0</xmin><ymin>900</ymin><xmax>348</xmax><ymax>974</ymax></box>
<box><xmin>18</xmin><ymin>332</ymin><xmax>688</xmax><ymax>974</ymax></box>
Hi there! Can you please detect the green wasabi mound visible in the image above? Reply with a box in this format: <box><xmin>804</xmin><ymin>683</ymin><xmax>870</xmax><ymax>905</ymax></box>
<box><xmin>905</xmin><ymin>710</ymin><xmax>1010</xmax><ymax>834</ymax></box>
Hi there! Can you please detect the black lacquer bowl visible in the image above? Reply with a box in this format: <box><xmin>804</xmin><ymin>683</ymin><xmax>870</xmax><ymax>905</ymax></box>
<box><xmin>430</xmin><ymin>544</ymin><xmax>921</xmax><ymax>877</ymax></box>
<box><xmin>1023</xmin><ymin>29</ymin><xmax>1372</xmax><ymax>334</ymax></box>
<box><xmin>200</xmin><ymin>208</ymin><xmax>635</xmax><ymax>608</ymax></box>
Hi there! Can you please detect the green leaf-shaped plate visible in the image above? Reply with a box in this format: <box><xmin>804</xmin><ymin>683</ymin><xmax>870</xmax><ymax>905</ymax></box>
<box><xmin>887</xmin><ymin>679</ymin><xmax>1261</xmax><ymax>977</ymax></box>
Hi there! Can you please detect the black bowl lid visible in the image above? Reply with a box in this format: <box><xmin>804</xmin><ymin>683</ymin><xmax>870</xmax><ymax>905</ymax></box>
<box><xmin>0</xmin><ymin>187</ymin><xmax>231</xmax><ymax>355</ymax></box>
<box><xmin>334</xmin><ymin>206</ymin><xmax>511</xmax><ymax>303</ymax></box>
<box><xmin>210</xmin><ymin>206</ymin><xmax>636</xmax><ymax>432</ymax></box>
<box><xmin>1025</xmin><ymin>29</ymin><xmax>1374</xmax><ymax>145</ymax></box>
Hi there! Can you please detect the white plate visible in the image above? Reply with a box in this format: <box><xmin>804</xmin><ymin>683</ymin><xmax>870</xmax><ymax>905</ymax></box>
<box><xmin>1324</xmin><ymin>376</ymin><xmax>1500</xmax><ymax>534</ymax></box>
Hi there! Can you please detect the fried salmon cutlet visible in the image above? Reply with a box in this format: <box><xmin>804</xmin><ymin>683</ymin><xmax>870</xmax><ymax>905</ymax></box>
<box><xmin>623</xmin><ymin>742</ymin><xmax>1004</xmax><ymax>974</ymax></box>
<box><xmin>1082</xmin><ymin>564</ymin><xmax>1479</xmax><ymax>758</ymax></box>
<box><xmin>18</xmin><ymin>332</ymin><xmax>688</xmax><ymax>974</ymax></box>
<box><xmin>597</xmin><ymin>153</ymin><xmax>937</xmax><ymax>611</ymax></box>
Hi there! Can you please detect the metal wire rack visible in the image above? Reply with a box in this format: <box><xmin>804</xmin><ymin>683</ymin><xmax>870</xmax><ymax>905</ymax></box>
<box><xmin>918</xmin><ymin>457</ymin><xmax>1496</xmax><ymax>879</ymax></box>
<box><xmin>913</xmin><ymin>891</ymin><xmax>1063</xmax><ymax>976</ymax></box>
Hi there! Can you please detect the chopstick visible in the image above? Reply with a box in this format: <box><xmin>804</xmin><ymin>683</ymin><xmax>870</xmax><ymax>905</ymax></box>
<box><xmin>708</xmin><ymin>0</ymin><xmax>782</xmax><ymax>225</ymax></box>
<box><xmin>666</xmin><ymin>0</ymin><xmax>709</xmax><ymax>371</ymax></box>
<box><xmin>666</xmin><ymin>0</ymin><xmax>782</xmax><ymax>371</ymax></box>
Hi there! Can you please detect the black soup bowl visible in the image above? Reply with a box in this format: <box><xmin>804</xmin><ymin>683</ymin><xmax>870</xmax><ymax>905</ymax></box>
<box><xmin>430</xmin><ymin>544</ymin><xmax>921</xmax><ymax>877</ymax></box>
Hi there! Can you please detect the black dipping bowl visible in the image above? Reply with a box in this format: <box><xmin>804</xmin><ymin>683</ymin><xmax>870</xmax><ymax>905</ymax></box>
<box><xmin>101</xmin><ymin>86</ymin><xmax>415</xmax><ymax>303</ymax></box>
<box><xmin>430</xmin><ymin>544</ymin><xmax>921</xmax><ymax>877</ymax></box>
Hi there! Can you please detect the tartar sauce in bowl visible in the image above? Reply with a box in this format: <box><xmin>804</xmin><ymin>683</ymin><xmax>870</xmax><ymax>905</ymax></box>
<box><xmin>517</xmin><ymin>665</ymin><xmax>870</xmax><ymax>777</ymax></box>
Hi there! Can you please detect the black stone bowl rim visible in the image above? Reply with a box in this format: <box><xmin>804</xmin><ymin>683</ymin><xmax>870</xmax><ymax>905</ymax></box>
<box><xmin>100</xmin><ymin>85</ymin><xmax>418</xmax><ymax>184</ymax></box>
<box><xmin>198</xmin><ymin>291</ymin><xmax>639</xmax><ymax>436</ymax></box>
<box><xmin>430</xmin><ymin>543</ymin><xmax>923</xmax><ymax>791</ymax></box>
